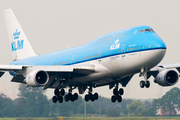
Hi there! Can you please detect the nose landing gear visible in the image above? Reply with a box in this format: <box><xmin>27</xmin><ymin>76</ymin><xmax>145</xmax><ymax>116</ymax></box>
<box><xmin>139</xmin><ymin>68</ymin><xmax>150</xmax><ymax>88</ymax></box>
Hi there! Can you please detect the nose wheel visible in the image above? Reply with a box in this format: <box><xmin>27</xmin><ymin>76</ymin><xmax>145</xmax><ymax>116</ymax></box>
<box><xmin>140</xmin><ymin>80</ymin><xmax>150</xmax><ymax>88</ymax></box>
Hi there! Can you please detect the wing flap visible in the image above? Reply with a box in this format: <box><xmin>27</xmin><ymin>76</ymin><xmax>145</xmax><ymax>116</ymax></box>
<box><xmin>11</xmin><ymin>74</ymin><xmax>25</xmax><ymax>83</ymax></box>
<box><xmin>45</xmin><ymin>66</ymin><xmax>73</xmax><ymax>72</ymax></box>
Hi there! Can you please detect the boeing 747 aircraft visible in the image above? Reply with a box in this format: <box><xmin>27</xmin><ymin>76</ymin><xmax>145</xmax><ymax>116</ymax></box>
<box><xmin>1</xmin><ymin>9</ymin><xmax>179</xmax><ymax>103</ymax></box>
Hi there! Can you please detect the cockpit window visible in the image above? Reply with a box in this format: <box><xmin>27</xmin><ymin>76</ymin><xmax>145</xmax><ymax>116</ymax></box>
<box><xmin>139</xmin><ymin>28</ymin><xmax>155</xmax><ymax>33</ymax></box>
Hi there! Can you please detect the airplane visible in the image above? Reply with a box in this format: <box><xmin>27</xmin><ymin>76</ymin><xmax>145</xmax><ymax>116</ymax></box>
<box><xmin>0</xmin><ymin>9</ymin><xmax>179</xmax><ymax>103</ymax></box>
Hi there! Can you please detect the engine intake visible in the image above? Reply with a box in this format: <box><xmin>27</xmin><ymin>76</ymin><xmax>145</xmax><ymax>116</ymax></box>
<box><xmin>154</xmin><ymin>69</ymin><xmax>179</xmax><ymax>86</ymax></box>
<box><xmin>25</xmin><ymin>70</ymin><xmax>49</xmax><ymax>87</ymax></box>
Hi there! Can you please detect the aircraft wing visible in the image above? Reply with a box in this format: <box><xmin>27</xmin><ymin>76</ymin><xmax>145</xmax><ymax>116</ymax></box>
<box><xmin>0</xmin><ymin>64</ymin><xmax>95</xmax><ymax>72</ymax></box>
<box><xmin>0</xmin><ymin>64</ymin><xmax>95</xmax><ymax>83</ymax></box>
<box><xmin>0</xmin><ymin>65</ymin><xmax>23</xmax><ymax>77</ymax></box>
<box><xmin>0</xmin><ymin>65</ymin><xmax>23</xmax><ymax>71</ymax></box>
<box><xmin>150</xmin><ymin>62</ymin><xmax>180</xmax><ymax>72</ymax></box>
<box><xmin>147</xmin><ymin>62</ymin><xmax>180</xmax><ymax>87</ymax></box>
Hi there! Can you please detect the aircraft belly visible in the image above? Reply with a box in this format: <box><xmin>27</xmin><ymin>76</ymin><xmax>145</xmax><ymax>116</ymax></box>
<box><xmin>102</xmin><ymin>49</ymin><xmax>166</xmax><ymax>77</ymax></box>
<box><xmin>69</xmin><ymin>72</ymin><xmax>112</xmax><ymax>85</ymax></box>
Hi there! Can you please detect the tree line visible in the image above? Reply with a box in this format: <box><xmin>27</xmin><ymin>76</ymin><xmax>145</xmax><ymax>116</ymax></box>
<box><xmin>0</xmin><ymin>84</ymin><xmax>180</xmax><ymax>117</ymax></box>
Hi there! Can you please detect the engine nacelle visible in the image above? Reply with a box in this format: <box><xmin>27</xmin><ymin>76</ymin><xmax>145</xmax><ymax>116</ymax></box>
<box><xmin>154</xmin><ymin>69</ymin><xmax>179</xmax><ymax>86</ymax></box>
<box><xmin>25</xmin><ymin>70</ymin><xmax>49</xmax><ymax>87</ymax></box>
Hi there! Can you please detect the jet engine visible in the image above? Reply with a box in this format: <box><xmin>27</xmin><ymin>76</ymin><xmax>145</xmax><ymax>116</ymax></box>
<box><xmin>25</xmin><ymin>70</ymin><xmax>49</xmax><ymax>87</ymax></box>
<box><xmin>154</xmin><ymin>69</ymin><xmax>179</xmax><ymax>86</ymax></box>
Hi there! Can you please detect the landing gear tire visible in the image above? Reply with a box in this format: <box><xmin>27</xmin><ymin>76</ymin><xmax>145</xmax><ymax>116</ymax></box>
<box><xmin>113</xmin><ymin>88</ymin><xmax>118</xmax><ymax>96</ymax></box>
<box><xmin>117</xmin><ymin>95</ymin><xmax>122</xmax><ymax>102</ymax></box>
<box><xmin>65</xmin><ymin>94</ymin><xmax>69</xmax><ymax>102</ymax></box>
<box><xmin>54</xmin><ymin>89</ymin><xmax>59</xmax><ymax>96</ymax></box>
<box><xmin>68</xmin><ymin>93</ymin><xmax>72</xmax><ymax>100</ymax></box>
<box><xmin>94</xmin><ymin>93</ymin><xmax>98</xmax><ymax>100</ymax></box>
<box><xmin>145</xmin><ymin>81</ymin><xmax>150</xmax><ymax>88</ymax></box>
<box><xmin>52</xmin><ymin>96</ymin><xmax>58</xmax><ymax>103</ymax></box>
<box><xmin>58</xmin><ymin>96</ymin><xmax>63</xmax><ymax>103</ymax></box>
<box><xmin>111</xmin><ymin>95</ymin><xmax>116</xmax><ymax>103</ymax></box>
<box><xmin>140</xmin><ymin>81</ymin><xmax>145</xmax><ymax>88</ymax></box>
<box><xmin>74</xmin><ymin>93</ymin><xmax>78</xmax><ymax>100</ymax></box>
<box><xmin>60</xmin><ymin>89</ymin><xmax>65</xmax><ymax>96</ymax></box>
<box><xmin>71</xmin><ymin>95</ymin><xmax>75</xmax><ymax>102</ymax></box>
<box><xmin>89</xmin><ymin>93</ymin><xmax>95</xmax><ymax>102</ymax></box>
<box><xmin>85</xmin><ymin>94</ymin><xmax>89</xmax><ymax>102</ymax></box>
<box><xmin>91</xmin><ymin>96</ymin><xmax>95</xmax><ymax>102</ymax></box>
<box><xmin>119</xmin><ymin>88</ymin><xmax>124</xmax><ymax>95</ymax></box>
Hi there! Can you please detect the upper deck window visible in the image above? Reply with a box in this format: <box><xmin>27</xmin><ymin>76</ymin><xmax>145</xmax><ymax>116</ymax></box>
<box><xmin>139</xmin><ymin>28</ymin><xmax>155</xmax><ymax>33</ymax></box>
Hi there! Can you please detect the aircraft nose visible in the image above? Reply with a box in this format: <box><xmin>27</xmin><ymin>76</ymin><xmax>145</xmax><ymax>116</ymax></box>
<box><xmin>154</xmin><ymin>36</ymin><xmax>167</xmax><ymax>60</ymax></box>
<box><xmin>153</xmin><ymin>34</ymin><xmax>166</xmax><ymax>49</ymax></box>
<box><xmin>157</xmin><ymin>38</ymin><xmax>166</xmax><ymax>50</ymax></box>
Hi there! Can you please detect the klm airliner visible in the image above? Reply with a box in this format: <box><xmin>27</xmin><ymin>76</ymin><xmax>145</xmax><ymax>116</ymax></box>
<box><xmin>1</xmin><ymin>9</ymin><xmax>179</xmax><ymax>103</ymax></box>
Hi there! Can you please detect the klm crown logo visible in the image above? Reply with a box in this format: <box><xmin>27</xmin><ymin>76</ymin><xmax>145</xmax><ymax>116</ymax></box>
<box><xmin>11</xmin><ymin>29</ymin><xmax>24</xmax><ymax>52</ymax></box>
<box><xmin>13</xmin><ymin>29</ymin><xmax>20</xmax><ymax>39</ymax></box>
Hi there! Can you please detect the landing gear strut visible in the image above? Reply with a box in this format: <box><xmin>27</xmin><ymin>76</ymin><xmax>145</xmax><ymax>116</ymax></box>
<box><xmin>140</xmin><ymin>68</ymin><xmax>150</xmax><ymax>88</ymax></box>
<box><xmin>84</xmin><ymin>86</ymin><xmax>99</xmax><ymax>102</ymax></box>
<box><xmin>64</xmin><ymin>87</ymin><xmax>79</xmax><ymax>102</ymax></box>
<box><xmin>52</xmin><ymin>88</ymin><xmax>65</xmax><ymax>103</ymax></box>
<box><xmin>111</xmin><ymin>83</ymin><xmax>124</xmax><ymax>103</ymax></box>
<box><xmin>52</xmin><ymin>87</ymin><xmax>79</xmax><ymax>103</ymax></box>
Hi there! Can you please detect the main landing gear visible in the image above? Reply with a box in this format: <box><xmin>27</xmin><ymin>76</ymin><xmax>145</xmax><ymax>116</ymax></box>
<box><xmin>52</xmin><ymin>88</ymin><xmax>65</xmax><ymax>103</ymax></box>
<box><xmin>52</xmin><ymin>87</ymin><xmax>79</xmax><ymax>103</ymax></box>
<box><xmin>111</xmin><ymin>83</ymin><xmax>124</xmax><ymax>103</ymax></box>
<box><xmin>84</xmin><ymin>86</ymin><xmax>99</xmax><ymax>102</ymax></box>
<box><xmin>139</xmin><ymin>68</ymin><xmax>150</xmax><ymax>88</ymax></box>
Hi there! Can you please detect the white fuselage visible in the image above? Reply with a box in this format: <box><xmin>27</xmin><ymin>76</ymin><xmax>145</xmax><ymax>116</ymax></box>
<box><xmin>51</xmin><ymin>49</ymin><xmax>166</xmax><ymax>88</ymax></box>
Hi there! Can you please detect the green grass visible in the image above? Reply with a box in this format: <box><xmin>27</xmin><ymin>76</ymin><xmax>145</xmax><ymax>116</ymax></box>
<box><xmin>0</xmin><ymin>117</ymin><xmax>180</xmax><ymax>120</ymax></box>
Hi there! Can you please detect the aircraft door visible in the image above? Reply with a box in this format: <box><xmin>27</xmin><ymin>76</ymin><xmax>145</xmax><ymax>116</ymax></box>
<box><xmin>121</xmin><ymin>44</ymin><xmax>126</xmax><ymax>60</ymax></box>
<box><xmin>49</xmin><ymin>60</ymin><xmax>53</xmax><ymax>65</ymax></box>
<box><xmin>98</xmin><ymin>49</ymin><xmax>101</xmax><ymax>63</ymax></box>
<box><xmin>71</xmin><ymin>55</ymin><xmax>75</xmax><ymax>65</ymax></box>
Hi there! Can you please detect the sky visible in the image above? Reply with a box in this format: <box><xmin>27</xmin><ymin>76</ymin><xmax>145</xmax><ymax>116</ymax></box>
<box><xmin>0</xmin><ymin>0</ymin><xmax>180</xmax><ymax>100</ymax></box>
